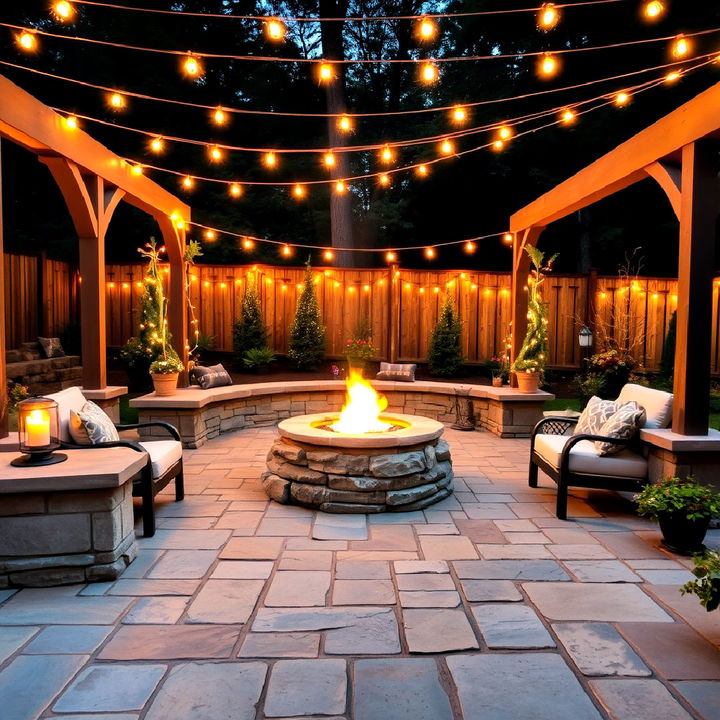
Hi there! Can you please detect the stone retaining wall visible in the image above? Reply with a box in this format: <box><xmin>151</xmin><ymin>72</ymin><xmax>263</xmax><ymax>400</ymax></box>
<box><xmin>0</xmin><ymin>482</ymin><xmax>137</xmax><ymax>588</ymax></box>
<box><xmin>6</xmin><ymin>355</ymin><xmax>82</xmax><ymax>395</ymax></box>
<box><xmin>136</xmin><ymin>388</ymin><xmax>546</xmax><ymax>448</ymax></box>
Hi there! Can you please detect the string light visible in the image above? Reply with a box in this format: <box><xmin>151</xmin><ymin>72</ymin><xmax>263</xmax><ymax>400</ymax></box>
<box><xmin>614</xmin><ymin>90</ymin><xmax>631</xmax><ymax>106</ymax></box>
<box><xmin>671</xmin><ymin>35</ymin><xmax>691</xmax><ymax>59</ymax></box>
<box><xmin>380</xmin><ymin>145</ymin><xmax>395</xmax><ymax>164</ymax></box>
<box><xmin>181</xmin><ymin>175</ymin><xmax>194</xmax><ymax>190</ymax></box>
<box><xmin>335</xmin><ymin>180</ymin><xmax>347</xmax><ymax>194</ymax></box>
<box><xmin>560</xmin><ymin>107</ymin><xmax>577</xmax><ymax>124</ymax></box>
<box><xmin>16</xmin><ymin>31</ymin><xmax>37</xmax><ymax>52</ymax></box>
<box><xmin>643</xmin><ymin>1</ymin><xmax>666</xmax><ymax>21</ymax></box>
<box><xmin>107</xmin><ymin>92</ymin><xmax>126</xmax><ymax>110</ymax></box>
<box><xmin>451</xmin><ymin>106</ymin><xmax>468</xmax><ymax>124</ymax></box>
<box><xmin>498</xmin><ymin>125</ymin><xmax>514</xmax><ymax>141</ymax></box>
<box><xmin>318</xmin><ymin>62</ymin><xmax>335</xmax><ymax>83</ymax></box>
<box><xmin>182</xmin><ymin>54</ymin><xmax>203</xmax><ymax>79</ymax></box>
<box><xmin>204</xmin><ymin>229</ymin><xmax>216</xmax><ymax>241</ymax></box>
<box><xmin>337</xmin><ymin>115</ymin><xmax>353</xmax><ymax>133</ymax></box>
<box><xmin>53</xmin><ymin>1</ymin><xmax>76</xmax><ymax>22</ymax></box>
<box><xmin>264</xmin><ymin>152</ymin><xmax>277</xmax><ymax>168</ymax></box>
<box><xmin>538</xmin><ymin>3</ymin><xmax>560</xmax><ymax>30</ymax></box>
<box><xmin>416</xmin><ymin>16</ymin><xmax>438</xmax><ymax>41</ymax></box>
<box><xmin>416</xmin><ymin>164</ymin><xmax>429</xmax><ymax>177</ymax></box>
<box><xmin>130</xmin><ymin>164</ymin><xmax>143</xmax><ymax>176</ymax></box>
<box><xmin>293</xmin><ymin>183</ymin><xmax>306</xmax><ymax>198</ymax></box>
<box><xmin>266</xmin><ymin>18</ymin><xmax>286</xmax><ymax>41</ymax></box>
<box><xmin>492</xmin><ymin>139</ymin><xmax>505</xmax><ymax>151</ymax></box>
<box><xmin>208</xmin><ymin>145</ymin><xmax>224</xmax><ymax>163</ymax></box>
<box><xmin>538</xmin><ymin>53</ymin><xmax>560</xmax><ymax>78</ymax></box>
<box><xmin>386</xmin><ymin>251</ymin><xmax>397</xmax><ymax>263</ymax></box>
<box><xmin>242</xmin><ymin>238</ymin><xmax>255</xmax><ymax>251</ymax></box>
<box><xmin>212</xmin><ymin>107</ymin><xmax>227</xmax><ymax>126</ymax></box>
<box><xmin>379</xmin><ymin>173</ymin><xmax>391</xmax><ymax>186</ymax></box>
<box><xmin>229</xmin><ymin>182</ymin><xmax>243</xmax><ymax>197</ymax></box>
<box><xmin>323</xmin><ymin>249</ymin><xmax>335</xmax><ymax>262</ymax></box>
<box><xmin>440</xmin><ymin>138</ymin><xmax>455</xmax><ymax>155</ymax></box>
<box><xmin>63</xmin><ymin>114</ymin><xmax>78</xmax><ymax>130</ymax></box>
<box><xmin>281</xmin><ymin>244</ymin><xmax>293</xmax><ymax>257</ymax></box>
<box><xmin>420</xmin><ymin>61</ymin><xmax>439</xmax><ymax>84</ymax></box>
<box><xmin>425</xmin><ymin>247</ymin><xmax>437</xmax><ymax>260</ymax></box>
<box><xmin>323</xmin><ymin>151</ymin><xmax>336</xmax><ymax>168</ymax></box>
<box><xmin>503</xmin><ymin>232</ymin><xmax>513</xmax><ymax>244</ymax></box>
<box><xmin>149</xmin><ymin>136</ymin><xmax>164</xmax><ymax>153</ymax></box>
<box><xmin>464</xmin><ymin>241</ymin><xmax>477</xmax><ymax>253</ymax></box>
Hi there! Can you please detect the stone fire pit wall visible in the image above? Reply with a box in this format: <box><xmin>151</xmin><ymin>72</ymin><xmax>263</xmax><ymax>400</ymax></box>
<box><xmin>263</xmin><ymin>436</ymin><xmax>453</xmax><ymax>513</ymax></box>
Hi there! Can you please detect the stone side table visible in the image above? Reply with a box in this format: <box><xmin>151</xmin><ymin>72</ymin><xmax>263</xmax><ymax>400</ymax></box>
<box><xmin>0</xmin><ymin>447</ymin><xmax>145</xmax><ymax>587</ymax></box>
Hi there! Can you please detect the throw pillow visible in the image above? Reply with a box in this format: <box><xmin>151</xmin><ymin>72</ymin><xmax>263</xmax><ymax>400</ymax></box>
<box><xmin>575</xmin><ymin>396</ymin><xmax>620</xmax><ymax>436</ymax></box>
<box><xmin>38</xmin><ymin>337</ymin><xmax>65</xmax><ymax>358</ymax></box>
<box><xmin>376</xmin><ymin>362</ymin><xmax>416</xmax><ymax>382</ymax></box>
<box><xmin>595</xmin><ymin>401</ymin><xmax>647</xmax><ymax>456</ymax></box>
<box><xmin>191</xmin><ymin>363</ymin><xmax>233</xmax><ymax>389</ymax></box>
<box><xmin>69</xmin><ymin>401</ymin><xmax>120</xmax><ymax>446</ymax></box>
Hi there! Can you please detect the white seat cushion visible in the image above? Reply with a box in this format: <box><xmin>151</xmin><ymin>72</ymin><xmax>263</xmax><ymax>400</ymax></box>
<box><xmin>46</xmin><ymin>386</ymin><xmax>87</xmax><ymax>443</ymax></box>
<box><xmin>616</xmin><ymin>384</ymin><xmax>673</xmax><ymax>429</ymax></box>
<box><xmin>534</xmin><ymin>433</ymin><xmax>647</xmax><ymax>479</ymax></box>
<box><xmin>138</xmin><ymin>440</ymin><xmax>182</xmax><ymax>479</ymax></box>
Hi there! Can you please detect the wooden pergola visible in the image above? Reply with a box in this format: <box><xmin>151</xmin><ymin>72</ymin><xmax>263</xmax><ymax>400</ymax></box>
<box><xmin>510</xmin><ymin>81</ymin><xmax>720</xmax><ymax>436</ymax></box>
<box><xmin>0</xmin><ymin>73</ymin><xmax>190</xmax><ymax>436</ymax></box>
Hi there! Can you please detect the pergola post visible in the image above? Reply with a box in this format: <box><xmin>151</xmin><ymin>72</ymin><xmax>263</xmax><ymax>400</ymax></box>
<box><xmin>0</xmin><ymin>139</ymin><xmax>7</xmax><ymax>438</ymax></box>
<box><xmin>671</xmin><ymin>141</ymin><xmax>718</xmax><ymax>435</ymax></box>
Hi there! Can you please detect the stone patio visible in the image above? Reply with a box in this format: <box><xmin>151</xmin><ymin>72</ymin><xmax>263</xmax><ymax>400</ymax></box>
<box><xmin>0</xmin><ymin>426</ymin><xmax>718</xmax><ymax>719</ymax></box>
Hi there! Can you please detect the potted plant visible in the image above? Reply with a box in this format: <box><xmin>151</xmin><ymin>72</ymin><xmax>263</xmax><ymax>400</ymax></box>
<box><xmin>681</xmin><ymin>550</ymin><xmax>720</xmax><ymax>612</ymax></box>
<box><xmin>635</xmin><ymin>477</ymin><xmax>720</xmax><ymax>555</ymax></box>
<box><xmin>488</xmin><ymin>353</ymin><xmax>510</xmax><ymax>387</ymax></box>
<box><xmin>5</xmin><ymin>380</ymin><xmax>30</xmax><ymax>432</ymax></box>
<box><xmin>345</xmin><ymin>338</ymin><xmax>376</xmax><ymax>374</ymax></box>
<box><xmin>149</xmin><ymin>354</ymin><xmax>184</xmax><ymax>396</ymax></box>
<box><xmin>511</xmin><ymin>246</ymin><xmax>557</xmax><ymax>392</ymax></box>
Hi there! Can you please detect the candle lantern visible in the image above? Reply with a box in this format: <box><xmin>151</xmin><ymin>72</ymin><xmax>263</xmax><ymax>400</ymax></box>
<box><xmin>11</xmin><ymin>397</ymin><xmax>67</xmax><ymax>467</ymax></box>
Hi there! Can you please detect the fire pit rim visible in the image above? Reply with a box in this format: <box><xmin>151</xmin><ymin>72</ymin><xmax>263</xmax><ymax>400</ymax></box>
<box><xmin>277</xmin><ymin>412</ymin><xmax>444</xmax><ymax>448</ymax></box>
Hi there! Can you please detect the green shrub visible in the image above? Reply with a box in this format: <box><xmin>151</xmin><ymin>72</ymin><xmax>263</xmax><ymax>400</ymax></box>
<box><xmin>660</xmin><ymin>310</ymin><xmax>677</xmax><ymax>378</ymax></box>
<box><xmin>635</xmin><ymin>477</ymin><xmax>720</xmax><ymax>521</ymax></box>
<box><xmin>681</xmin><ymin>550</ymin><xmax>720</xmax><ymax>612</ymax></box>
<box><xmin>233</xmin><ymin>282</ymin><xmax>268</xmax><ymax>369</ymax></box>
<box><xmin>288</xmin><ymin>261</ymin><xmax>325</xmax><ymax>370</ymax></box>
<box><xmin>428</xmin><ymin>296</ymin><xmax>463</xmax><ymax>377</ymax></box>
<box><xmin>243</xmin><ymin>347</ymin><xmax>276</xmax><ymax>371</ymax></box>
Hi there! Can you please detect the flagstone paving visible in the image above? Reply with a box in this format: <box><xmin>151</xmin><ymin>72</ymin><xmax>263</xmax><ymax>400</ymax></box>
<box><xmin>0</xmin><ymin>425</ymin><xmax>719</xmax><ymax>719</ymax></box>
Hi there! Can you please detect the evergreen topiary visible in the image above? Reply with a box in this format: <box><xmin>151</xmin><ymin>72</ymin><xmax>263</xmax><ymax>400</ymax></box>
<box><xmin>660</xmin><ymin>310</ymin><xmax>677</xmax><ymax>379</ymax></box>
<box><xmin>428</xmin><ymin>295</ymin><xmax>464</xmax><ymax>376</ymax></box>
<box><xmin>288</xmin><ymin>260</ymin><xmax>325</xmax><ymax>370</ymax></box>
<box><xmin>232</xmin><ymin>279</ymin><xmax>268</xmax><ymax>369</ymax></box>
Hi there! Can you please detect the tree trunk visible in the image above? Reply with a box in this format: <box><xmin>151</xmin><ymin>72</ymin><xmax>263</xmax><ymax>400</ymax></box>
<box><xmin>319</xmin><ymin>0</ymin><xmax>355</xmax><ymax>267</ymax></box>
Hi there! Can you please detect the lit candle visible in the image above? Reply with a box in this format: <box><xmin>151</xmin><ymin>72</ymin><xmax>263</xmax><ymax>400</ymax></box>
<box><xmin>26</xmin><ymin>409</ymin><xmax>50</xmax><ymax>447</ymax></box>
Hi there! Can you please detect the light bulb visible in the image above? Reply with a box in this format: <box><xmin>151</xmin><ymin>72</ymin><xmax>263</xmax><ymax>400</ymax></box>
<box><xmin>208</xmin><ymin>145</ymin><xmax>224</xmax><ymax>163</ymax></box>
<box><xmin>664</xmin><ymin>70</ymin><xmax>681</xmax><ymax>83</ymax></box>
<box><xmin>416</xmin><ymin>17</ymin><xmax>437</xmax><ymax>41</ymax></box>
<box><xmin>498</xmin><ymin>125</ymin><xmax>514</xmax><ymax>140</ymax></box>
<box><xmin>439</xmin><ymin>139</ymin><xmax>454</xmax><ymax>155</ymax></box>
<box><xmin>425</xmin><ymin>247</ymin><xmax>436</xmax><ymax>260</ymax></box>
<box><xmin>379</xmin><ymin>174</ymin><xmax>390</xmax><ymax>186</ymax></box>
<box><xmin>464</xmin><ymin>241</ymin><xmax>476</xmax><ymax>253</ymax></box>
<box><xmin>380</xmin><ymin>145</ymin><xmax>394</xmax><ymax>164</ymax></box>
<box><xmin>323</xmin><ymin>152</ymin><xmax>336</xmax><ymax>168</ymax></box>
<box><xmin>416</xmin><ymin>164</ymin><xmax>429</xmax><ymax>177</ymax></box>
<box><xmin>266</xmin><ymin>18</ymin><xmax>286</xmax><ymax>41</ymax></box>
<box><xmin>64</xmin><ymin>115</ymin><xmax>78</xmax><ymax>130</ymax></box>
<box><xmin>615</xmin><ymin>91</ymin><xmax>631</xmax><ymax>106</ymax></box>
<box><xmin>293</xmin><ymin>183</ymin><xmax>306</xmax><ymax>198</ymax></box>
<box><xmin>323</xmin><ymin>249</ymin><xmax>335</xmax><ymax>262</ymax></box>
<box><xmin>242</xmin><ymin>238</ymin><xmax>255</xmax><ymax>251</ymax></box>
<box><xmin>451</xmin><ymin>106</ymin><xmax>467</xmax><ymax>124</ymax></box>
<box><xmin>281</xmin><ymin>244</ymin><xmax>293</xmax><ymax>257</ymax></box>
<box><xmin>204</xmin><ymin>230</ymin><xmax>216</xmax><ymax>240</ymax></box>
<box><xmin>671</xmin><ymin>34</ymin><xmax>691</xmax><ymax>58</ymax></box>
<box><xmin>643</xmin><ymin>1</ymin><xmax>665</xmax><ymax>21</ymax></box>
<box><xmin>108</xmin><ymin>92</ymin><xmax>126</xmax><ymax>110</ymax></box>
<box><xmin>131</xmin><ymin>164</ymin><xmax>143</xmax><ymax>176</ymax></box>
<box><xmin>212</xmin><ymin>107</ymin><xmax>227</xmax><ymax>126</ymax></box>
<box><xmin>149</xmin><ymin>136</ymin><xmax>164</xmax><ymax>154</ymax></box>
<box><xmin>264</xmin><ymin>152</ymin><xmax>277</xmax><ymax>168</ymax></box>
<box><xmin>538</xmin><ymin>3</ymin><xmax>559</xmax><ymax>30</ymax></box>
<box><xmin>53</xmin><ymin>1</ymin><xmax>75</xmax><ymax>21</ymax></box>
<box><xmin>538</xmin><ymin>52</ymin><xmax>559</xmax><ymax>78</ymax></box>
<box><xmin>503</xmin><ymin>232</ymin><xmax>513</xmax><ymax>244</ymax></box>
<box><xmin>182</xmin><ymin>55</ymin><xmax>203</xmax><ymax>78</ymax></box>
<box><xmin>335</xmin><ymin>180</ymin><xmax>346</xmax><ymax>194</ymax></box>
<box><xmin>420</xmin><ymin>61</ymin><xmax>439</xmax><ymax>84</ymax></box>
<box><xmin>17</xmin><ymin>31</ymin><xmax>37</xmax><ymax>52</ymax></box>
<box><xmin>386</xmin><ymin>251</ymin><xmax>397</xmax><ymax>263</ymax></box>
<box><xmin>318</xmin><ymin>62</ymin><xmax>334</xmax><ymax>83</ymax></box>
<box><xmin>229</xmin><ymin>183</ymin><xmax>242</xmax><ymax>198</ymax></box>
<box><xmin>560</xmin><ymin>108</ymin><xmax>576</xmax><ymax>124</ymax></box>
<box><xmin>337</xmin><ymin>115</ymin><xmax>353</xmax><ymax>133</ymax></box>
<box><xmin>493</xmin><ymin>139</ymin><xmax>505</xmax><ymax>152</ymax></box>
<box><xmin>182</xmin><ymin>175</ymin><xmax>194</xmax><ymax>190</ymax></box>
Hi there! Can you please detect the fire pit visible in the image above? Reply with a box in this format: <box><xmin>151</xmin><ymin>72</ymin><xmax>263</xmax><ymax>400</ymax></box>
<box><xmin>262</xmin><ymin>372</ymin><xmax>453</xmax><ymax>512</ymax></box>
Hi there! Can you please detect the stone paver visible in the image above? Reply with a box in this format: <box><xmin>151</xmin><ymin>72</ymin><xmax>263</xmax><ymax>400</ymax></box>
<box><xmin>147</xmin><ymin>550</ymin><xmax>218</xmax><ymax>579</ymax></box>
<box><xmin>0</xmin><ymin>626</ymin><xmax>38</xmax><ymax>662</ymax></box>
<box><xmin>454</xmin><ymin>559</ymin><xmax>570</xmax><ymax>581</ymax></box>
<box><xmin>354</xmin><ymin>658</ymin><xmax>453</xmax><ymax>720</ymax></box>
<box><xmin>674</xmin><ymin>682</ymin><xmax>720</xmax><ymax>720</ymax></box>
<box><xmin>211</xmin><ymin>560</ymin><xmax>274</xmax><ymax>579</ymax></box>
<box><xmin>23</xmin><ymin>625</ymin><xmax>113</xmax><ymax>654</ymax></box>
<box><xmin>239</xmin><ymin>632</ymin><xmax>320</xmax><ymax>658</ymax></box>
<box><xmin>403</xmin><ymin>608</ymin><xmax>479</xmax><ymax>653</ymax></box>
<box><xmin>447</xmin><ymin>653</ymin><xmax>602</xmax><ymax>720</ymax></box>
<box><xmin>186</xmin><ymin>579</ymin><xmax>265</xmax><ymax>623</ymax></box>
<box><xmin>590</xmin><ymin>679</ymin><xmax>693</xmax><ymax>720</ymax></box>
<box><xmin>552</xmin><ymin>623</ymin><xmax>651</xmax><ymax>676</ymax></box>
<box><xmin>335</xmin><ymin>561</ymin><xmax>390</xmax><ymax>579</ymax></box>
<box><xmin>264</xmin><ymin>659</ymin><xmax>347</xmax><ymax>717</ymax></box>
<box><xmin>400</xmin><ymin>590</ymin><xmax>461</xmax><ymax>607</ymax></box>
<box><xmin>564</xmin><ymin>560</ymin><xmax>642</xmax><ymax>583</ymax></box>
<box><xmin>144</xmin><ymin>662</ymin><xmax>266</xmax><ymax>720</ymax></box>
<box><xmin>122</xmin><ymin>597</ymin><xmax>189</xmax><ymax>624</ymax></box>
<box><xmin>460</xmin><ymin>578</ymin><xmax>523</xmax><ymax>601</ymax></box>
<box><xmin>219</xmin><ymin>536</ymin><xmax>285</xmax><ymax>559</ymax></box>
<box><xmin>53</xmin><ymin>664</ymin><xmax>166</xmax><ymax>713</ymax></box>
<box><xmin>265</xmin><ymin>571</ymin><xmax>331</xmax><ymax>607</ymax></box>
<box><xmin>332</xmin><ymin>579</ymin><xmax>396</xmax><ymax>605</ymax></box>
<box><xmin>472</xmin><ymin>604</ymin><xmax>555</xmax><ymax>648</ymax></box>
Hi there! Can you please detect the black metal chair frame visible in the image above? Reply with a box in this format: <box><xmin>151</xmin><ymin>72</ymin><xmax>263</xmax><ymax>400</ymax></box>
<box><xmin>62</xmin><ymin>421</ymin><xmax>184</xmax><ymax>537</ymax></box>
<box><xmin>529</xmin><ymin>416</ymin><xmax>647</xmax><ymax>520</ymax></box>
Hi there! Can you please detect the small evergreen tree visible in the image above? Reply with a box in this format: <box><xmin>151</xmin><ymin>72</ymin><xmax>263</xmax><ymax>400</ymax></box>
<box><xmin>232</xmin><ymin>279</ymin><xmax>268</xmax><ymax>369</ymax></box>
<box><xmin>428</xmin><ymin>295</ymin><xmax>463</xmax><ymax>376</ymax></box>
<box><xmin>660</xmin><ymin>310</ymin><xmax>677</xmax><ymax>378</ymax></box>
<box><xmin>288</xmin><ymin>260</ymin><xmax>325</xmax><ymax>370</ymax></box>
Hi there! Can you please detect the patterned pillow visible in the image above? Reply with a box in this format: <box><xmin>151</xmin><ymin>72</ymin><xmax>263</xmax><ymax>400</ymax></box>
<box><xmin>595</xmin><ymin>402</ymin><xmax>647</xmax><ymax>456</ymax></box>
<box><xmin>191</xmin><ymin>363</ymin><xmax>233</xmax><ymax>389</ymax></box>
<box><xmin>376</xmin><ymin>362</ymin><xmax>416</xmax><ymax>382</ymax></box>
<box><xmin>38</xmin><ymin>337</ymin><xmax>65</xmax><ymax>358</ymax></box>
<box><xmin>575</xmin><ymin>396</ymin><xmax>621</xmax><ymax>436</ymax></box>
<box><xmin>69</xmin><ymin>401</ymin><xmax>120</xmax><ymax>446</ymax></box>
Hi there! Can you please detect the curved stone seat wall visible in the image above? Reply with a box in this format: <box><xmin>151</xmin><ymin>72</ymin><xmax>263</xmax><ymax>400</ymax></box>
<box><xmin>131</xmin><ymin>380</ymin><xmax>553</xmax><ymax>448</ymax></box>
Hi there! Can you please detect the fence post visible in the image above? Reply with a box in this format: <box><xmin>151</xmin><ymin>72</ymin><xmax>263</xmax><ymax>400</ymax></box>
<box><xmin>388</xmin><ymin>262</ymin><xmax>399</xmax><ymax>362</ymax></box>
<box><xmin>585</xmin><ymin>267</ymin><xmax>598</xmax><ymax>352</ymax></box>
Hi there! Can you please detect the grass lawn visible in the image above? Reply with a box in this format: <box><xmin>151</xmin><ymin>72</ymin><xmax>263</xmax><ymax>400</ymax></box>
<box><xmin>544</xmin><ymin>398</ymin><xmax>720</xmax><ymax>431</ymax></box>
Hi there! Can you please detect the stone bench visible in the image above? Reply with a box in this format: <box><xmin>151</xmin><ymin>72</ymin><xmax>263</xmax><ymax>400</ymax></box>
<box><xmin>130</xmin><ymin>380</ymin><xmax>554</xmax><ymax>448</ymax></box>
<box><xmin>0</xmin><ymin>446</ymin><xmax>144</xmax><ymax>587</ymax></box>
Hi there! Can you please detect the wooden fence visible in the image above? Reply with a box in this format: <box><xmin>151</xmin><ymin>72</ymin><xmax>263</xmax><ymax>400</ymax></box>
<box><xmin>6</xmin><ymin>253</ymin><xmax>720</xmax><ymax>373</ymax></box>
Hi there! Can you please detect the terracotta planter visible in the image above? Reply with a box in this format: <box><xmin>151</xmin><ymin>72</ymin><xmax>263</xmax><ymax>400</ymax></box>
<box><xmin>151</xmin><ymin>372</ymin><xmax>179</xmax><ymax>397</ymax></box>
<box><xmin>658</xmin><ymin>512</ymin><xmax>710</xmax><ymax>555</ymax></box>
<box><xmin>492</xmin><ymin>377</ymin><xmax>503</xmax><ymax>387</ymax></box>
<box><xmin>515</xmin><ymin>371</ymin><xmax>540</xmax><ymax>394</ymax></box>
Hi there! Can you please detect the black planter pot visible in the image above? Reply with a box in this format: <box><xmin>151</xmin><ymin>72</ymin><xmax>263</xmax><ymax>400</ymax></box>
<box><xmin>657</xmin><ymin>512</ymin><xmax>710</xmax><ymax>555</ymax></box>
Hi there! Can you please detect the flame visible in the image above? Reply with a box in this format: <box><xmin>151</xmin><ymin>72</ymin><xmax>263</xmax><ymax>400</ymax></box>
<box><xmin>331</xmin><ymin>370</ymin><xmax>392</xmax><ymax>434</ymax></box>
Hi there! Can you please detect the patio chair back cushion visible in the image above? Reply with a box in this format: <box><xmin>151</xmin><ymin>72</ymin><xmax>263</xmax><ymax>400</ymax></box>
<box><xmin>616</xmin><ymin>383</ymin><xmax>673</xmax><ymax>429</ymax></box>
<box><xmin>45</xmin><ymin>386</ymin><xmax>87</xmax><ymax>443</ymax></box>
<box><xmin>138</xmin><ymin>440</ymin><xmax>183</xmax><ymax>479</ymax></box>
<box><xmin>575</xmin><ymin>396</ymin><xmax>623</xmax><ymax>435</ymax></box>
<box><xmin>534</xmin><ymin>434</ymin><xmax>647</xmax><ymax>479</ymax></box>
<box><xmin>69</xmin><ymin>400</ymin><xmax>120</xmax><ymax>445</ymax></box>
<box><xmin>595</xmin><ymin>402</ymin><xmax>646</xmax><ymax>456</ymax></box>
